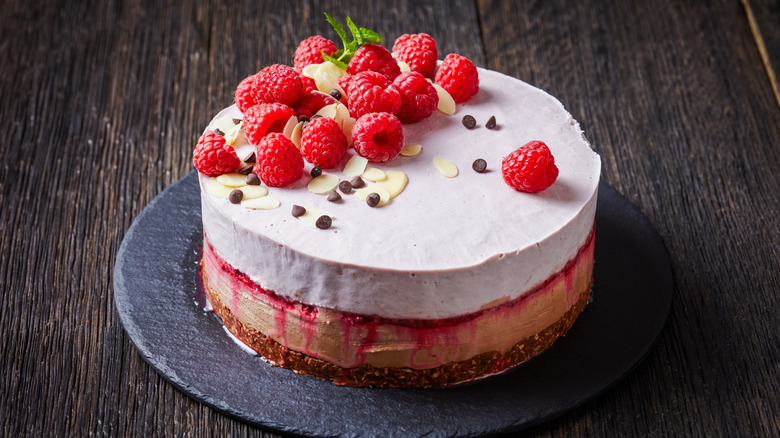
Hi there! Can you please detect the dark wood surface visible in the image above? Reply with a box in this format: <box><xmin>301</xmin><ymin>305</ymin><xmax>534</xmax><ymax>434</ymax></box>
<box><xmin>1</xmin><ymin>0</ymin><xmax>778</xmax><ymax>436</ymax></box>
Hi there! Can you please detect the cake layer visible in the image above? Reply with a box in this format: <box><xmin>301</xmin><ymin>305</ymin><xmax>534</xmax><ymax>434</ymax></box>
<box><xmin>200</xmin><ymin>67</ymin><xmax>600</xmax><ymax>319</ymax></box>
<box><xmin>202</xmin><ymin>227</ymin><xmax>594</xmax><ymax>371</ymax></box>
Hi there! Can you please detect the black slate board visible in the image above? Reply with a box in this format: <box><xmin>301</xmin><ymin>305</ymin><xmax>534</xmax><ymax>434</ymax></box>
<box><xmin>113</xmin><ymin>171</ymin><xmax>673</xmax><ymax>437</ymax></box>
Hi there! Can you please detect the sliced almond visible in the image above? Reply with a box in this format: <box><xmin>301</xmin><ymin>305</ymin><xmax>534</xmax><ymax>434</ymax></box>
<box><xmin>400</xmin><ymin>144</ymin><xmax>422</xmax><ymax>157</ymax></box>
<box><xmin>397</xmin><ymin>59</ymin><xmax>411</xmax><ymax>73</ymax></box>
<box><xmin>301</xmin><ymin>63</ymin><xmax>320</xmax><ymax>79</ymax></box>
<box><xmin>342</xmin><ymin>117</ymin><xmax>356</xmax><ymax>146</ymax></box>
<box><xmin>290</xmin><ymin>121</ymin><xmax>304</xmax><ymax>148</ymax></box>
<box><xmin>241</xmin><ymin>196</ymin><xmax>280</xmax><ymax>210</ymax></box>
<box><xmin>217</xmin><ymin>173</ymin><xmax>250</xmax><ymax>187</ymax></box>
<box><xmin>362</xmin><ymin>167</ymin><xmax>387</xmax><ymax>182</ymax></box>
<box><xmin>432</xmin><ymin>83</ymin><xmax>456</xmax><ymax>115</ymax></box>
<box><xmin>343</xmin><ymin>155</ymin><xmax>368</xmax><ymax>177</ymax></box>
<box><xmin>282</xmin><ymin>115</ymin><xmax>298</xmax><ymax>139</ymax></box>
<box><xmin>334</xmin><ymin>102</ymin><xmax>351</xmax><ymax>127</ymax></box>
<box><xmin>298</xmin><ymin>206</ymin><xmax>332</xmax><ymax>228</ymax></box>
<box><xmin>317</xmin><ymin>61</ymin><xmax>346</xmax><ymax>79</ymax></box>
<box><xmin>204</xmin><ymin>178</ymin><xmax>235</xmax><ymax>198</ymax></box>
<box><xmin>238</xmin><ymin>185</ymin><xmax>268</xmax><ymax>199</ymax></box>
<box><xmin>377</xmin><ymin>170</ymin><xmax>408</xmax><ymax>198</ymax></box>
<box><xmin>224</xmin><ymin>122</ymin><xmax>244</xmax><ymax>146</ymax></box>
<box><xmin>212</xmin><ymin>116</ymin><xmax>237</xmax><ymax>135</ymax></box>
<box><xmin>433</xmin><ymin>156</ymin><xmax>458</xmax><ymax>178</ymax></box>
<box><xmin>307</xmin><ymin>174</ymin><xmax>340</xmax><ymax>194</ymax></box>
<box><xmin>315</xmin><ymin>103</ymin><xmax>338</xmax><ymax>119</ymax></box>
<box><xmin>354</xmin><ymin>183</ymin><xmax>391</xmax><ymax>206</ymax></box>
<box><xmin>314</xmin><ymin>71</ymin><xmax>345</xmax><ymax>96</ymax></box>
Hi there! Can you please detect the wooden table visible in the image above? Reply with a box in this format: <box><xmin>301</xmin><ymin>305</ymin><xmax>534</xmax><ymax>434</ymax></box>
<box><xmin>2</xmin><ymin>0</ymin><xmax>778</xmax><ymax>436</ymax></box>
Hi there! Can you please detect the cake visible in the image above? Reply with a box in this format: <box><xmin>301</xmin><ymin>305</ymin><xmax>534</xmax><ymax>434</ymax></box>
<box><xmin>194</xmin><ymin>18</ymin><xmax>600</xmax><ymax>388</ymax></box>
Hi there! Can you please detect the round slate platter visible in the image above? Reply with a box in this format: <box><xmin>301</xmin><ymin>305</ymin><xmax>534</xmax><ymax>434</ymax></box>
<box><xmin>114</xmin><ymin>171</ymin><xmax>673</xmax><ymax>437</ymax></box>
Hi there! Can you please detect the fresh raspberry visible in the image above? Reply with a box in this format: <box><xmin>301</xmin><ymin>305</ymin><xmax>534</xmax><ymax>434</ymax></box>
<box><xmin>252</xmin><ymin>64</ymin><xmax>305</xmax><ymax>106</ymax></box>
<box><xmin>254</xmin><ymin>133</ymin><xmax>304</xmax><ymax>187</ymax></box>
<box><xmin>243</xmin><ymin>103</ymin><xmax>296</xmax><ymax>145</ymax></box>
<box><xmin>300</xmin><ymin>117</ymin><xmax>348</xmax><ymax>168</ymax></box>
<box><xmin>235</xmin><ymin>75</ymin><xmax>257</xmax><ymax>113</ymax></box>
<box><xmin>293</xmin><ymin>35</ymin><xmax>338</xmax><ymax>72</ymax></box>
<box><xmin>347</xmin><ymin>71</ymin><xmax>402</xmax><ymax>119</ymax></box>
<box><xmin>392</xmin><ymin>71</ymin><xmax>438</xmax><ymax>124</ymax></box>
<box><xmin>292</xmin><ymin>92</ymin><xmax>337</xmax><ymax>119</ymax></box>
<box><xmin>352</xmin><ymin>112</ymin><xmax>404</xmax><ymax>162</ymax></box>
<box><xmin>346</xmin><ymin>44</ymin><xmax>401</xmax><ymax>81</ymax></box>
<box><xmin>434</xmin><ymin>53</ymin><xmax>479</xmax><ymax>103</ymax></box>
<box><xmin>300</xmin><ymin>74</ymin><xmax>317</xmax><ymax>94</ymax></box>
<box><xmin>338</xmin><ymin>74</ymin><xmax>353</xmax><ymax>96</ymax></box>
<box><xmin>392</xmin><ymin>33</ymin><xmax>438</xmax><ymax>79</ymax></box>
<box><xmin>192</xmin><ymin>132</ymin><xmax>241</xmax><ymax>177</ymax></box>
<box><xmin>502</xmin><ymin>141</ymin><xmax>559</xmax><ymax>193</ymax></box>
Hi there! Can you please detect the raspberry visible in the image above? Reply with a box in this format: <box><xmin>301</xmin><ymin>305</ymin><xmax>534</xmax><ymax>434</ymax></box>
<box><xmin>300</xmin><ymin>117</ymin><xmax>348</xmax><ymax>168</ymax></box>
<box><xmin>346</xmin><ymin>44</ymin><xmax>401</xmax><ymax>81</ymax></box>
<box><xmin>352</xmin><ymin>112</ymin><xmax>404</xmax><ymax>162</ymax></box>
<box><xmin>502</xmin><ymin>141</ymin><xmax>559</xmax><ymax>193</ymax></box>
<box><xmin>301</xmin><ymin>74</ymin><xmax>317</xmax><ymax>94</ymax></box>
<box><xmin>347</xmin><ymin>71</ymin><xmax>402</xmax><ymax>119</ymax></box>
<box><xmin>292</xmin><ymin>92</ymin><xmax>337</xmax><ymax>119</ymax></box>
<box><xmin>434</xmin><ymin>53</ymin><xmax>479</xmax><ymax>103</ymax></box>
<box><xmin>392</xmin><ymin>33</ymin><xmax>438</xmax><ymax>79</ymax></box>
<box><xmin>392</xmin><ymin>71</ymin><xmax>438</xmax><ymax>124</ymax></box>
<box><xmin>293</xmin><ymin>35</ymin><xmax>338</xmax><ymax>72</ymax></box>
<box><xmin>235</xmin><ymin>75</ymin><xmax>257</xmax><ymax>113</ymax></box>
<box><xmin>243</xmin><ymin>103</ymin><xmax>296</xmax><ymax>145</ymax></box>
<box><xmin>252</xmin><ymin>64</ymin><xmax>305</xmax><ymax>106</ymax></box>
<box><xmin>192</xmin><ymin>132</ymin><xmax>241</xmax><ymax>177</ymax></box>
<box><xmin>338</xmin><ymin>73</ymin><xmax>353</xmax><ymax>96</ymax></box>
<box><xmin>255</xmin><ymin>133</ymin><xmax>304</xmax><ymax>187</ymax></box>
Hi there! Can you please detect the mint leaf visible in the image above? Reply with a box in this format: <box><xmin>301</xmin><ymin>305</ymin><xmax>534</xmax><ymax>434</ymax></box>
<box><xmin>322</xmin><ymin>14</ymin><xmax>384</xmax><ymax>66</ymax></box>
<box><xmin>324</xmin><ymin>13</ymin><xmax>349</xmax><ymax>48</ymax></box>
<box><xmin>359</xmin><ymin>28</ymin><xmax>383</xmax><ymax>44</ymax></box>
<box><xmin>322</xmin><ymin>52</ymin><xmax>348</xmax><ymax>70</ymax></box>
<box><xmin>346</xmin><ymin>17</ymin><xmax>362</xmax><ymax>46</ymax></box>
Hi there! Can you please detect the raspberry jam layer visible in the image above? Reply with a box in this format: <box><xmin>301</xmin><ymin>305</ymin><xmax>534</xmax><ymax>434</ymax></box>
<box><xmin>201</xmin><ymin>227</ymin><xmax>594</xmax><ymax>386</ymax></box>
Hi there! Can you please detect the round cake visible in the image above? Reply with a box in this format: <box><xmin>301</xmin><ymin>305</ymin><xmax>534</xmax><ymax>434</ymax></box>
<box><xmin>195</xmin><ymin>24</ymin><xmax>600</xmax><ymax>388</ymax></box>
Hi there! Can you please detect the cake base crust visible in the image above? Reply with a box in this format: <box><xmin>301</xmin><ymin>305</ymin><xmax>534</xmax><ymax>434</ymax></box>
<box><xmin>203</xmin><ymin>274</ymin><xmax>592</xmax><ymax>388</ymax></box>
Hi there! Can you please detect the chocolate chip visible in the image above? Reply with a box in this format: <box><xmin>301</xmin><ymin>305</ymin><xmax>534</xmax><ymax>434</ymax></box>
<box><xmin>327</xmin><ymin>191</ymin><xmax>342</xmax><ymax>202</ymax></box>
<box><xmin>244</xmin><ymin>152</ymin><xmax>256</xmax><ymax>163</ymax></box>
<box><xmin>472</xmin><ymin>158</ymin><xmax>487</xmax><ymax>173</ymax></box>
<box><xmin>238</xmin><ymin>164</ymin><xmax>254</xmax><ymax>175</ymax></box>
<box><xmin>214</xmin><ymin>128</ymin><xmax>225</xmax><ymax>136</ymax></box>
<box><xmin>366</xmin><ymin>193</ymin><xmax>380</xmax><ymax>207</ymax></box>
<box><xmin>486</xmin><ymin>115</ymin><xmax>497</xmax><ymax>129</ymax></box>
<box><xmin>298</xmin><ymin>115</ymin><xmax>310</xmax><ymax>123</ymax></box>
<box><xmin>350</xmin><ymin>176</ymin><xmax>366</xmax><ymax>189</ymax></box>
<box><xmin>315</xmin><ymin>215</ymin><xmax>332</xmax><ymax>229</ymax></box>
<box><xmin>311</xmin><ymin>165</ymin><xmax>322</xmax><ymax>178</ymax></box>
<box><xmin>338</xmin><ymin>180</ymin><xmax>353</xmax><ymax>194</ymax></box>
<box><xmin>246</xmin><ymin>173</ymin><xmax>261</xmax><ymax>185</ymax></box>
<box><xmin>291</xmin><ymin>205</ymin><xmax>306</xmax><ymax>218</ymax></box>
<box><xmin>461</xmin><ymin>115</ymin><xmax>477</xmax><ymax>129</ymax></box>
<box><xmin>329</xmin><ymin>89</ymin><xmax>342</xmax><ymax>101</ymax></box>
<box><xmin>229</xmin><ymin>189</ymin><xmax>243</xmax><ymax>204</ymax></box>
<box><xmin>232</xmin><ymin>118</ymin><xmax>242</xmax><ymax>125</ymax></box>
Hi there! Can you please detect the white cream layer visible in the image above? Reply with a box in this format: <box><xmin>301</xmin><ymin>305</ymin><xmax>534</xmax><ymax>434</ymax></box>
<box><xmin>199</xmin><ymin>67</ymin><xmax>600</xmax><ymax>319</ymax></box>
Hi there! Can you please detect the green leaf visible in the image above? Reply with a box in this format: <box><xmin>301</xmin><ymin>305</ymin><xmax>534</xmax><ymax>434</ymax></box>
<box><xmin>324</xmin><ymin>13</ymin><xmax>349</xmax><ymax>48</ymax></box>
<box><xmin>346</xmin><ymin>17</ymin><xmax>362</xmax><ymax>46</ymax></box>
<box><xmin>322</xmin><ymin>52</ymin><xmax>348</xmax><ymax>70</ymax></box>
<box><xmin>359</xmin><ymin>27</ymin><xmax>383</xmax><ymax>44</ymax></box>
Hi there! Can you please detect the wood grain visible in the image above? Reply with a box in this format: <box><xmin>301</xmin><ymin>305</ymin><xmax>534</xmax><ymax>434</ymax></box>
<box><xmin>1</xmin><ymin>0</ymin><xmax>778</xmax><ymax>436</ymax></box>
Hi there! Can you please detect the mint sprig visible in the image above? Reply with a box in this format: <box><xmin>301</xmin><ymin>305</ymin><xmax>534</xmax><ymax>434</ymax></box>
<box><xmin>322</xmin><ymin>13</ymin><xmax>383</xmax><ymax>70</ymax></box>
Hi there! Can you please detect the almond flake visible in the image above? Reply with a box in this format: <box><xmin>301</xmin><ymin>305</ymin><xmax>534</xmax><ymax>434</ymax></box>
<box><xmin>307</xmin><ymin>174</ymin><xmax>340</xmax><ymax>194</ymax></box>
<box><xmin>334</xmin><ymin>102</ymin><xmax>351</xmax><ymax>127</ymax></box>
<box><xmin>433</xmin><ymin>156</ymin><xmax>458</xmax><ymax>178</ymax></box>
<box><xmin>342</xmin><ymin>117</ymin><xmax>356</xmax><ymax>146</ymax></box>
<box><xmin>301</xmin><ymin>63</ymin><xmax>320</xmax><ymax>79</ymax></box>
<box><xmin>282</xmin><ymin>115</ymin><xmax>298</xmax><ymax>139</ymax></box>
<box><xmin>362</xmin><ymin>167</ymin><xmax>387</xmax><ymax>182</ymax></box>
<box><xmin>217</xmin><ymin>173</ymin><xmax>249</xmax><ymax>187</ymax></box>
<box><xmin>315</xmin><ymin>103</ymin><xmax>338</xmax><ymax>119</ymax></box>
<box><xmin>397</xmin><ymin>59</ymin><xmax>411</xmax><ymax>73</ymax></box>
<box><xmin>317</xmin><ymin>61</ymin><xmax>346</xmax><ymax>79</ymax></box>
<box><xmin>377</xmin><ymin>170</ymin><xmax>408</xmax><ymax>198</ymax></box>
<box><xmin>355</xmin><ymin>183</ymin><xmax>391</xmax><ymax>206</ymax></box>
<box><xmin>205</xmin><ymin>178</ymin><xmax>234</xmax><ymax>198</ymax></box>
<box><xmin>433</xmin><ymin>83</ymin><xmax>456</xmax><ymax>115</ymax></box>
<box><xmin>238</xmin><ymin>185</ymin><xmax>268</xmax><ymax>199</ymax></box>
<box><xmin>400</xmin><ymin>144</ymin><xmax>422</xmax><ymax>157</ymax></box>
<box><xmin>314</xmin><ymin>71</ymin><xmax>345</xmax><ymax>97</ymax></box>
<box><xmin>343</xmin><ymin>155</ymin><xmax>368</xmax><ymax>177</ymax></box>
<box><xmin>291</xmin><ymin>121</ymin><xmax>304</xmax><ymax>148</ymax></box>
<box><xmin>224</xmin><ymin>122</ymin><xmax>244</xmax><ymax>146</ymax></box>
<box><xmin>212</xmin><ymin>116</ymin><xmax>237</xmax><ymax>135</ymax></box>
<box><xmin>241</xmin><ymin>196</ymin><xmax>280</xmax><ymax>210</ymax></box>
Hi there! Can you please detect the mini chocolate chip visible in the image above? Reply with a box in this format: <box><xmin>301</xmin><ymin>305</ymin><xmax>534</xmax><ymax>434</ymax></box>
<box><xmin>327</xmin><ymin>191</ymin><xmax>342</xmax><ymax>202</ymax></box>
<box><xmin>472</xmin><ymin>158</ymin><xmax>488</xmax><ymax>173</ymax></box>
<box><xmin>350</xmin><ymin>176</ymin><xmax>366</xmax><ymax>188</ymax></box>
<box><xmin>338</xmin><ymin>180</ymin><xmax>353</xmax><ymax>194</ymax></box>
<box><xmin>238</xmin><ymin>164</ymin><xmax>254</xmax><ymax>175</ymax></box>
<box><xmin>246</xmin><ymin>173</ymin><xmax>261</xmax><ymax>185</ymax></box>
<box><xmin>462</xmin><ymin>115</ymin><xmax>477</xmax><ymax>129</ymax></box>
<box><xmin>232</xmin><ymin>118</ymin><xmax>242</xmax><ymax>125</ymax></box>
<box><xmin>298</xmin><ymin>115</ymin><xmax>310</xmax><ymax>123</ymax></box>
<box><xmin>366</xmin><ymin>193</ymin><xmax>380</xmax><ymax>207</ymax></box>
<box><xmin>229</xmin><ymin>189</ymin><xmax>244</xmax><ymax>204</ymax></box>
<box><xmin>329</xmin><ymin>89</ymin><xmax>342</xmax><ymax>101</ymax></box>
<box><xmin>311</xmin><ymin>165</ymin><xmax>322</xmax><ymax>178</ymax></box>
<box><xmin>214</xmin><ymin>128</ymin><xmax>225</xmax><ymax>136</ymax></box>
<box><xmin>315</xmin><ymin>215</ymin><xmax>332</xmax><ymax>229</ymax></box>
<box><xmin>486</xmin><ymin>115</ymin><xmax>497</xmax><ymax>129</ymax></box>
<box><xmin>291</xmin><ymin>205</ymin><xmax>306</xmax><ymax>218</ymax></box>
<box><xmin>244</xmin><ymin>152</ymin><xmax>256</xmax><ymax>163</ymax></box>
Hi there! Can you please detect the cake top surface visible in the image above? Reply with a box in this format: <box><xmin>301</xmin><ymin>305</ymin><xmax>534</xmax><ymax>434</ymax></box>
<box><xmin>202</xmin><ymin>67</ymin><xmax>600</xmax><ymax>272</ymax></box>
